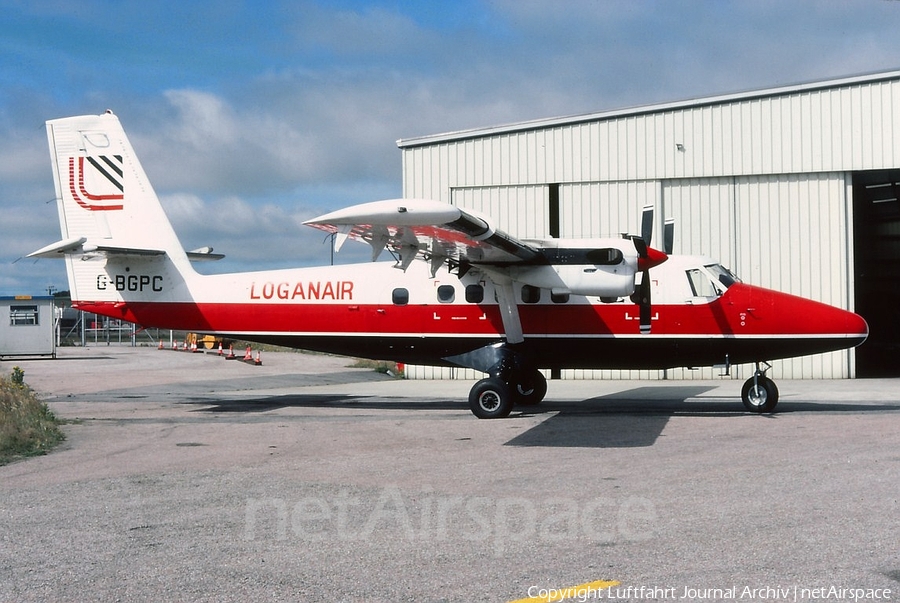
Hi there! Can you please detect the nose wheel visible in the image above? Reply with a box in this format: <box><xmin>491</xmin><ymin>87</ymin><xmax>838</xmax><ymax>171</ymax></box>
<box><xmin>741</xmin><ymin>363</ymin><xmax>779</xmax><ymax>413</ymax></box>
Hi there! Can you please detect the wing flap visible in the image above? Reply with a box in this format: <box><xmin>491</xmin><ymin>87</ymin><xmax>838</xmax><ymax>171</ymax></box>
<box><xmin>304</xmin><ymin>198</ymin><xmax>540</xmax><ymax>270</ymax></box>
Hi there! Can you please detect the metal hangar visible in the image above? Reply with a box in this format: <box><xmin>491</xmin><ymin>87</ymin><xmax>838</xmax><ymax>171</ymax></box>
<box><xmin>397</xmin><ymin>70</ymin><xmax>900</xmax><ymax>381</ymax></box>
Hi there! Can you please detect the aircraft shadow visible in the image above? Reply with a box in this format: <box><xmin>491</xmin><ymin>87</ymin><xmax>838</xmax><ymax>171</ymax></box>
<box><xmin>182</xmin><ymin>386</ymin><xmax>900</xmax><ymax>449</ymax></box>
<box><xmin>506</xmin><ymin>386</ymin><xmax>719</xmax><ymax>449</ymax></box>
<box><xmin>185</xmin><ymin>394</ymin><xmax>468</xmax><ymax>413</ymax></box>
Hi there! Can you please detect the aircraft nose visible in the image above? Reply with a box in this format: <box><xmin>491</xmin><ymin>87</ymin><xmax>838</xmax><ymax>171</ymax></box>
<box><xmin>799</xmin><ymin>296</ymin><xmax>869</xmax><ymax>341</ymax></box>
<box><xmin>846</xmin><ymin>308</ymin><xmax>869</xmax><ymax>340</ymax></box>
<box><xmin>736</xmin><ymin>284</ymin><xmax>868</xmax><ymax>345</ymax></box>
<box><xmin>796</xmin><ymin>294</ymin><xmax>869</xmax><ymax>345</ymax></box>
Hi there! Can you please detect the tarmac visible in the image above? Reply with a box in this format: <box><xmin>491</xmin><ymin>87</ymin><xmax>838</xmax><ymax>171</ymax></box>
<box><xmin>1</xmin><ymin>346</ymin><xmax>898</xmax><ymax>602</ymax></box>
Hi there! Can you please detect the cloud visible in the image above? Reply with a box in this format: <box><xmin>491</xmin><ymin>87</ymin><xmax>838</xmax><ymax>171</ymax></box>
<box><xmin>6</xmin><ymin>0</ymin><xmax>900</xmax><ymax>295</ymax></box>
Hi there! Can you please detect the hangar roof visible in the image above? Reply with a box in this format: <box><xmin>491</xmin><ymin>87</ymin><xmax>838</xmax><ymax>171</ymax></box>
<box><xmin>396</xmin><ymin>69</ymin><xmax>900</xmax><ymax>149</ymax></box>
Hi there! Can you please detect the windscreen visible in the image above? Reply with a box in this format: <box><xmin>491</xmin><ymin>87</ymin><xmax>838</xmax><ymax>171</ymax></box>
<box><xmin>705</xmin><ymin>264</ymin><xmax>740</xmax><ymax>289</ymax></box>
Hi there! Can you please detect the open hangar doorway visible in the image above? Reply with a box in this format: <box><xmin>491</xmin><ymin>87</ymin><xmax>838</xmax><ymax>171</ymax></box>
<box><xmin>853</xmin><ymin>170</ymin><xmax>900</xmax><ymax>377</ymax></box>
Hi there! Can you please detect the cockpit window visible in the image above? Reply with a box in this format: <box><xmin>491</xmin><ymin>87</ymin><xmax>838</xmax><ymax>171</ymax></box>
<box><xmin>687</xmin><ymin>264</ymin><xmax>741</xmax><ymax>298</ymax></box>
<box><xmin>705</xmin><ymin>264</ymin><xmax>740</xmax><ymax>289</ymax></box>
<box><xmin>687</xmin><ymin>269</ymin><xmax>718</xmax><ymax>298</ymax></box>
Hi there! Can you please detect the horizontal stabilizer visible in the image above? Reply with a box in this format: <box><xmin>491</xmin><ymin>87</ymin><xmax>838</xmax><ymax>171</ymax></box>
<box><xmin>26</xmin><ymin>237</ymin><xmax>87</xmax><ymax>258</ymax></box>
<box><xmin>31</xmin><ymin>238</ymin><xmax>220</xmax><ymax>262</ymax></box>
<box><xmin>27</xmin><ymin>237</ymin><xmax>166</xmax><ymax>259</ymax></box>
<box><xmin>187</xmin><ymin>246</ymin><xmax>225</xmax><ymax>261</ymax></box>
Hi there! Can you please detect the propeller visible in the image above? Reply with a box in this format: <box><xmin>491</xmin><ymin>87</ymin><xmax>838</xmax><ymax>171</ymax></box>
<box><xmin>663</xmin><ymin>218</ymin><xmax>675</xmax><ymax>255</ymax></box>
<box><xmin>626</xmin><ymin>206</ymin><xmax>670</xmax><ymax>334</ymax></box>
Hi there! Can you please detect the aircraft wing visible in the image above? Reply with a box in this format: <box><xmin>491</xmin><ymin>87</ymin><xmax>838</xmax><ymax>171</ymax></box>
<box><xmin>303</xmin><ymin>198</ymin><xmax>541</xmax><ymax>273</ymax></box>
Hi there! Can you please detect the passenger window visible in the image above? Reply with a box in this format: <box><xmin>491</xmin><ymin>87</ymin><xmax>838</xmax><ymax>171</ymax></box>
<box><xmin>551</xmin><ymin>292</ymin><xmax>569</xmax><ymax>304</ymax></box>
<box><xmin>465</xmin><ymin>284</ymin><xmax>484</xmax><ymax>303</ymax></box>
<box><xmin>521</xmin><ymin>285</ymin><xmax>541</xmax><ymax>304</ymax></box>
<box><xmin>392</xmin><ymin>288</ymin><xmax>409</xmax><ymax>305</ymax></box>
<box><xmin>437</xmin><ymin>284</ymin><xmax>455</xmax><ymax>303</ymax></box>
<box><xmin>686</xmin><ymin>269</ymin><xmax>718</xmax><ymax>298</ymax></box>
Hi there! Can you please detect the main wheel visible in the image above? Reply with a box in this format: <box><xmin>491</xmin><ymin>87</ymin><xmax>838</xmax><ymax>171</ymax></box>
<box><xmin>469</xmin><ymin>377</ymin><xmax>514</xmax><ymax>419</ymax></box>
<box><xmin>741</xmin><ymin>375</ymin><xmax>779</xmax><ymax>413</ymax></box>
<box><xmin>513</xmin><ymin>370</ymin><xmax>548</xmax><ymax>406</ymax></box>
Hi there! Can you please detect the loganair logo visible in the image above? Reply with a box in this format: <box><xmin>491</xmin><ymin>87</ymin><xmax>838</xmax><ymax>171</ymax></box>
<box><xmin>68</xmin><ymin>155</ymin><xmax>124</xmax><ymax>211</ymax></box>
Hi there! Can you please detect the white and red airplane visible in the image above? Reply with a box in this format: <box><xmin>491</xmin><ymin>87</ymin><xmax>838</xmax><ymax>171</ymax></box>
<box><xmin>29</xmin><ymin>112</ymin><xmax>869</xmax><ymax>418</ymax></box>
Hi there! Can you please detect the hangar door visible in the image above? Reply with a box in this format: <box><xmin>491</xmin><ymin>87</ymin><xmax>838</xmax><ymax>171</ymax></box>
<box><xmin>853</xmin><ymin>170</ymin><xmax>900</xmax><ymax>377</ymax></box>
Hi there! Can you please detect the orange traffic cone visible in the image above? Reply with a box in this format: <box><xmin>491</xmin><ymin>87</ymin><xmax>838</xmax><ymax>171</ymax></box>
<box><xmin>158</xmin><ymin>340</ymin><xmax>164</xmax><ymax>350</ymax></box>
<box><xmin>226</xmin><ymin>344</ymin><xmax>236</xmax><ymax>360</ymax></box>
<box><xmin>217</xmin><ymin>342</ymin><xmax>224</xmax><ymax>356</ymax></box>
<box><xmin>243</xmin><ymin>346</ymin><xmax>253</xmax><ymax>361</ymax></box>
<box><xmin>254</xmin><ymin>350</ymin><xmax>262</xmax><ymax>366</ymax></box>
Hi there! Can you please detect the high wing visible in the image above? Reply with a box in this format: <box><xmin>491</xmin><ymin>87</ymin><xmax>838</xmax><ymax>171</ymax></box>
<box><xmin>305</xmin><ymin>198</ymin><xmax>668</xmax><ymax>344</ymax></box>
<box><xmin>304</xmin><ymin>199</ymin><xmax>541</xmax><ymax>275</ymax></box>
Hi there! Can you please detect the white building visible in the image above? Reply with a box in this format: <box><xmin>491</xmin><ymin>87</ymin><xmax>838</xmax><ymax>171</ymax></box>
<box><xmin>397</xmin><ymin>70</ymin><xmax>900</xmax><ymax>380</ymax></box>
<box><xmin>0</xmin><ymin>296</ymin><xmax>56</xmax><ymax>359</ymax></box>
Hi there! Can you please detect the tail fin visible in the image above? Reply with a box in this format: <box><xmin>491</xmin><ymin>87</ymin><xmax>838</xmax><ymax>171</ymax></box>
<box><xmin>29</xmin><ymin>111</ymin><xmax>196</xmax><ymax>306</ymax></box>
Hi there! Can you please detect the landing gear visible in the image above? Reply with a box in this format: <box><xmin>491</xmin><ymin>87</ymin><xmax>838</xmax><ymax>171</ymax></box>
<box><xmin>741</xmin><ymin>362</ymin><xmax>779</xmax><ymax>413</ymax></box>
<box><xmin>512</xmin><ymin>369</ymin><xmax>547</xmax><ymax>406</ymax></box>
<box><xmin>469</xmin><ymin>377</ymin><xmax>514</xmax><ymax>419</ymax></box>
<box><xmin>451</xmin><ymin>343</ymin><xmax>549</xmax><ymax>418</ymax></box>
<box><xmin>468</xmin><ymin>369</ymin><xmax>548</xmax><ymax>419</ymax></box>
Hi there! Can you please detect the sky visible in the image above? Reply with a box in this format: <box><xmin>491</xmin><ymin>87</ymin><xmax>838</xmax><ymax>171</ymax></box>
<box><xmin>4</xmin><ymin>0</ymin><xmax>900</xmax><ymax>295</ymax></box>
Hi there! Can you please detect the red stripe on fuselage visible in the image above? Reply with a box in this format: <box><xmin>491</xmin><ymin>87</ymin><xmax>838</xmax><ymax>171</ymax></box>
<box><xmin>72</xmin><ymin>283</ymin><xmax>867</xmax><ymax>340</ymax></box>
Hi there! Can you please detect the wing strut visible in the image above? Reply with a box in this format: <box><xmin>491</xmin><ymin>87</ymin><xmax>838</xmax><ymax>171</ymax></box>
<box><xmin>494</xmin><ymin>280</ymin><xmax>524</xmax><ymax>345</ymax></box>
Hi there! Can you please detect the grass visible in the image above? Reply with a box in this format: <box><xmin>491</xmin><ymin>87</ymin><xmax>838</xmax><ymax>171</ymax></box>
<box><xmin>0</xmin><ymin>367</ymin><xmax>65</xmax><ymax>465</ymax></box>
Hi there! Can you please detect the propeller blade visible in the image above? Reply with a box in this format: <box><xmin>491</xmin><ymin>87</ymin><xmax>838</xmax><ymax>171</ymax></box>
<box><xmin>631</xmin><ymin>235</ymin><xmax>648</xmax><ymax>258</ymax></box>
<box><xmin>640</xmin><ymin>205</ymin><xmax>654</xmax><ymax>245</ymax></box>
<box><xmin>636</xmin><ymin>271</ymin><xmax>652</xmax><ymax>334</ymax></box>
<box><xmin>663</xmin><ymin>218</ymin><xmax>675</xmax><ymax>255</ymax></box>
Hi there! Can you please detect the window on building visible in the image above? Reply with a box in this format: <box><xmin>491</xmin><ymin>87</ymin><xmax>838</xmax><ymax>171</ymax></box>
<box><xmin>10</xmin><ymin>305</ymin><xmax>39</xmax><ymax>326</ymax></box>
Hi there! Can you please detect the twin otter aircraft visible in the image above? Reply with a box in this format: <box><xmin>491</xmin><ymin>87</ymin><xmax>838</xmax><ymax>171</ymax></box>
<box><xmin>30</xmin><ymin>112</ymin><xmax>868</xmax><ymax>418</ymax></box>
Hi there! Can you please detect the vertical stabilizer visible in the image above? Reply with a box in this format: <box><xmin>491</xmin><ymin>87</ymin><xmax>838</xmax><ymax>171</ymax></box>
<box><xmin>39</xmin><ymin>111</ymin><xmax>195</xmax><ymax>304</ymax></box>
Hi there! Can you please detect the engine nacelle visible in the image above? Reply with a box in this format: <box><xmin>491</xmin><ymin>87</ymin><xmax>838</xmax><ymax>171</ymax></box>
<box><xmin>506</xmin><ymin>238</ymin><xmax>641</xmax><ymax>297</ymax></box>
<box><xmin>512</xmin><ymin>263</ymin><xmax>637</xmax><ymax>297</ymax></box>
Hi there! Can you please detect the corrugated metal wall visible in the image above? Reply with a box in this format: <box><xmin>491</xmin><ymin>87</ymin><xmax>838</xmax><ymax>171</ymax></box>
<box><xmin>400</xmin><ymin>75</ymin><xmax>897</xmax><ymax>380</ymax></box>
<box><xmin>402</xmin><ymin>78</ymin><xmax>900</xmax><ymax>197</ymax></box>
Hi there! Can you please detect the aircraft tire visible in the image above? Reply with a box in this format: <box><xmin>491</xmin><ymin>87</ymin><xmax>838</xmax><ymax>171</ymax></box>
<box><xmin>741</xmin><ymin>375</ymin><xmax>779</xmax><ymax>413</ymax></box>
<box><xmin>513</xmin><ymin>370</ymin><xmax>547</xmax><ymax>406</ymax></box>
<box><xmin>469</xmin><ymin>377</ymin><xmax>514</xmax><ymax>419</ymax></box>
